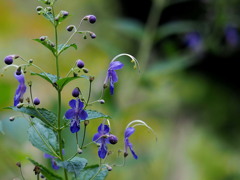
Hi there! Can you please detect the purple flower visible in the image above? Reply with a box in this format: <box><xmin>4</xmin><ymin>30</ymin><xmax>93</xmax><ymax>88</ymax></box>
<box><xmin>14</xmin><ymin>72</ymin><xmax>27</xmax><ymax>106</ymax></box>
<box><xmin>104</xmin><ymin>61</ymin><xmax>124</xmax><ymax>95</ymax></box>
<box><xmin>93</xmin><ymin>124</ymin><xmax>116</xmax><ymax>159</ymax></box>
<box><xmin>184</xmin><ymin>32</ymin><xmax>202</xmax><ymax>52</ymax></box>
<box><xmin>124</xmin><ymin>127</ymin><xmax>138</xmax><ymax>159</ymax></box>
<box><xmin>225</xmin><ymin>25</ymin><xmax>239</xmax><ymax>47</ymax></box>
<box><xmin>65</xmin><ymin>99</ymin><xmax>88</xmax><ymax>133</ymax></box>
<box><xmin>44</xmin><ymin>153</ymin><xmax>59</xmax><ymax>170</ymax></box>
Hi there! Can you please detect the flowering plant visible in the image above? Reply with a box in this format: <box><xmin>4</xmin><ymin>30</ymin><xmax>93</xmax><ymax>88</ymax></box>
<box><xmin>1</xmin><ymin>0</ymin><xmax>155</xmax><ymax>179</ymax></box>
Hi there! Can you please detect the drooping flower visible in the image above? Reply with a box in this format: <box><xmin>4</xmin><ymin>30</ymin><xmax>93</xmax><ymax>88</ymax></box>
<box><xmin>14</xmin><ymin>72</ymin><xmax>27</xmax><ymax>106</ymax></box>
<box><xmin>64</xmin><ymin>99</ymin><xmax>88</xmax><ymax>133</ymax></box>
<box><xmin>44</xmin><ymin>153</ymin><xmax>60</xmax><ymax>170</ymax></box>
<box><xmin>124</xmin><ymin>127</ymin><xmax>138</xmax><ymax>159</ymax></box>
<box><xmin>104</xmin><ymin>61</ymin><xmax>124</xmax><ymax>95</ymax></box>
<box><xmin>92</xmin><ymin>124</ymin><xmax>118</xmax><ymax>159</ymax></box>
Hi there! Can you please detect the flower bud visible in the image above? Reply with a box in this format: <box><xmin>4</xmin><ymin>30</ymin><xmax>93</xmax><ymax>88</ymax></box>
<box><xmin>45</xmin><ymin>0</ymin><xmax>51</xmax><ymax>5</ymax></box>
<box><xmin>61</xmin><ymin>11</ymin><xmax>69</xmax><ymax>17</ymax></box>
<box><xmin>33</xmin><ymin>97</ymin><xmax>40</xmax><ymax>105</ymax></box>
<box><xmin>82</xmin><ymin>68</ymin><xmax>89</xmax><ymax>73</ymax></box>
<box><xmin>66</xmin><ymin>25</ymin><xmax>74</xmax><ymax>32</ymax></box>
<box><xmin>88</xmin><ymin>15</ymin><xmax>96</xmax><ymax>24</ymax></box>
<box><xmin>76</xmin><ymin>59</ymin><xmax>85</xmax><ymax>68</ymax></box>
<box><xmin>40</xmin><ymin>36</ymin><xmax>47</xmax><ymax>41</ymax></box>
<box><xmin>106</xmin><ymin>164</ymin><xmax>112</xmax><ymax>171</ymax></box>
<box><xmin>90</xmin><ymin>32</ymin><xmax>96</xmax><ymax>39</ymax></box>
<box><xmin>72</xmin><ymin>87</ymin><xmax>80</xmax><ymax>97</ymax></box>
<box><xmin>109</xmin><ymin>135</ymin><xmax>118</xmax><ymax>144</ymax></box>
<box><xmin>103</xmin><ymin>84</ymin><xmax>108</xmax><ymax>89</ymax></box>
<box><xmin>9</xmin><ymin>116</ymin><xmax>15</xmax><ymax>122</ymax></box>
<box><xmin>46</xmin><ymin>7</ymin><xmax>52</xmax><ymax>11</ymax></box>
<box><xmin>16</xmin><ymin>162</ymin><xmax>21</xmax><ymax>168</ymax></box>
<box><xmin>77</xmin><ymin>147</ymin><xmax>83</xmax><ymax>154</ymax></box>
<box><xmin>4</xmin><ymin>55</ymin><xmax>18</xmax><ymax>65</ymax></box>
<box><xmin>84</xmin><ymin>120</ymin><xmax>89</xmax><ymax>126</ymax></box>
<box><xmin>36</xmin><ymin>6</ymin><xmax>43</xmax><ymax>11</ymax></box>
<box><xmin>33</xmin><ymin>165</ymin><xmax>41</xmax><ymax>175</ymax></box>
<box><xmin>17</xmin><ymin>103</ymin><xmax>24</xmax><ymax>108</ymax></box>
<box><xmin>98</xmin><ymin>99</ymin><xmax>105</xmax><ymax>104</ymax></box>
<box><xmin>28</xmin><ymin>59</ymin><xmax>33</xmax><ymax>64</ymax></box>
<box><xmin>73</xmin><ymin>72</ymin><xmax>78</xmax><ymax>77</ymax></box>
<box><xmin>89</xmin><ymin>76</ymin><xmax>95</xmax><ymax>82</ymax></box>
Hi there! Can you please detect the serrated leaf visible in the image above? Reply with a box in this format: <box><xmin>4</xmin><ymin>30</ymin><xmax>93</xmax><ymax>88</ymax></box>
<box><xmin>31</xmin><ymin>72</ymin><xmax>58</xmax><ymax>87</ymax></box>
<box><xmin>58</xmin><ymin>43</ymin><xmax>77</xmax><ymax>55</ymax></box>
<box><xmin>77</xmin><ymin>164</ymin><xmax>108</xmax><ymax>180</ymax></box>
<box><xmin>85</xmin><ymin>110</ymin><xmax>111</xmax><ymax>121</ymax></box>
<box><xmin>28</xmin><ymin>158</ymin><xmax>62</xmax><ymax>180</ymax></box>
<box><xmin>5</xmin><ymin>106</ymin><xmax>57</xmax><ymax>126</ymax></box>
<box><xmin>56</xmin><ymin>75</ymin><xmax>89</xmax><ymax>91</ymax></box>
<box><xmin>58</xmin><ymin>157</ymin><xmax>87</xmax><ymax>177</ymax></box>
<box><xmin>33</xmin><ymin>39</ymin><xmax>56</xmax><ymax>55</ymax></box>
<box><xmin>28</xmin><ymin>122</ymin><xmax>58</xmax><ymax>157</ymax></box>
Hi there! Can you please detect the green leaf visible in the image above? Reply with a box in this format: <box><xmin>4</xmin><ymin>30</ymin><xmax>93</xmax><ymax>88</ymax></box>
<box><xmin>42</xmin><ymin>11</ymin><xmax>55</xmax><ymax>24</ymax></box>
<box><xmin>33</xmin><ymin>38</ymin><xmax>56</xmax><ymax>55</ymax></box>
<box><xmin>5</xmin><ymin>106</ymin><xmax>57</xmax><ymax>126</ymax></box>
<box><xmin>156</xmin><ymin>21</ymin><xmax>198</xmax><ymax>41</ymax></box>
<box><xmin>84</xmin><ymin>110</ymin><xmax>111</xmax><ymax>121</ymax></box>
<box><xmin>31</xmin><ymin>72</ymin><xmax>58</xmax><ymax>87</ymax></box>
<box><xmin>77</xmin><ymin>164</ymin><xmax>108</xmax><ymax>180</ymax></box>
<box><xmin>58</xmin><ymin>157</ymin><xmax>87</xmax><ymax>177</ymax></box>
<box><xmin>28</xmin><ymin>158</ymin><xmax>62</xmax><ymax>180</ymax></box>
<box><xmin>56</xmin><ymin>75</ymin><xmax>89</xmax><ymax>91</ymax></box>
<box><xmin>28</xmin><ymin>122</ymin><xmax>58</xmax><ymax>157</ymax></box>
<box><xmin>114</xmin><ymin>19</ymin><xmax>144</xmax><ymax>40</ymax></box>
<box><xmin>58</xmin><ymin>43</ymin><xmax>77</xmax><ymax>55</ymax></box>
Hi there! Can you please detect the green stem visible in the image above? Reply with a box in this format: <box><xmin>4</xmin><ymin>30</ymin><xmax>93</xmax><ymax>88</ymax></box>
<box><xmin>76</xmin><ymin>132</ymin><xmax>79</xmax><ymax>146</ymax></box>
<box><xmin>19</xmin><ymin>166</ymin><xmax>26</xmax><ymax>180</ymax></box>
<box><xmin>137</xmin><ymin>0</ymin><xmax>165</xmax><ymax>70</ymax></box>
<box><xmin>52</xmin><ymin>6</ymin><xmax>68</xmax><ymax>180</ymax></box>
<box><xmin>80</xmin><ymin>124</ymin><xmax>87</xmax><ymax>149</ymax></box>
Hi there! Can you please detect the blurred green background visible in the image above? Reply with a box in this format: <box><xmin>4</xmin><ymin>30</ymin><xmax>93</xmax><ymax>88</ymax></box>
<box><xmin>1</xmin><ymin>0</ymin><xmax>240</xmax><ymax>179</ymax></box>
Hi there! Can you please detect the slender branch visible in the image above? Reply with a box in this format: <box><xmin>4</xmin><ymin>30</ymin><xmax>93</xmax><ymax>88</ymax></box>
<box><xmin>52</xmin><ymin>6</ymin><xmax>68</xmax><ymax>180</ymax></box>
<box><xmin>19</xmin><ymin>166</ymin><xmax>26</xmax><ymax>180</ymax></box>
<box><xmin>80</xmin><ymin>124</ymin><xmax>87</xmax><ymax>149</ymax></box>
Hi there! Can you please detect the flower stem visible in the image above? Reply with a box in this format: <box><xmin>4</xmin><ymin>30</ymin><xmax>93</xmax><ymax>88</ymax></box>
<box><xmin>80</xmin><ymin>124</ymin><xmax>87</xmax><ymax>149</ymax></box>
<box><xmin>19</xmin><ymin>166</ymin><xmax>26</xmax><ymax>180</ymax></box>
<box><xmin>136</xmin><ymin>0</ymin><xmax>165</xmax><ymax>70</ymax></box>
<box><xmin>52</xmin><ymin>6</ymin><xmax>68</xmax><ymax>180</ymax></box>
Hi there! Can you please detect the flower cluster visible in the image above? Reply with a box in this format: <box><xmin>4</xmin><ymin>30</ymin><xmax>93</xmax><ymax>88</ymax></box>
<box><xmin>2</xmin><ymin>1</ymin><xmax>154</xmax><ymax>178</ymax></box>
